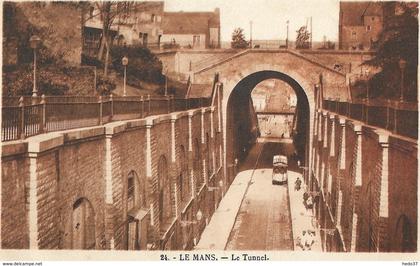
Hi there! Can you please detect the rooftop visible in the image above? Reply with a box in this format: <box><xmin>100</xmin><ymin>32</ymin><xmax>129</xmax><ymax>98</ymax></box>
<box><xmin>162</xmin><ymin>10</ymin><xmax>220</xmax><ymax>34</ymax></box>
<box><xmin>340</xmin><ymin>1</ymin><xmax>383</xmax><ymax>26</ymax></box>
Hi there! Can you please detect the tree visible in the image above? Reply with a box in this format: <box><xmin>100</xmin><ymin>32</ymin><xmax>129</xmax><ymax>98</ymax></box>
<box><xmin>231</xmin><ymin>28</ymin><xmax>249</xmax><ymax>49</ymax></box>
<box><xmin>82</xmin><ymin>2</ymin><xmax>141</xmax><ymax>77</ymax></box>
<box><xmin>364</xmin><ymin>2</ymin><xmax>418</xmax><ymax>100</ymax></box>
<box><xmin>295</xmin><ymin>26</ymin><xmax>310</xmax><ymax>49</ymax></box>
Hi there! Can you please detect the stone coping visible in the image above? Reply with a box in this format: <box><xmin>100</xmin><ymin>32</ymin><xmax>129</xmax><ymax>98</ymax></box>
<box><xmin>2</xmin><ymin>107</ymin><xmax>213</xmax><ymax>157</ymax></box>
<box><xmin>320</xmin><ymin>109</ymin><xmax>417</xmax><ymax>145</ymax></box>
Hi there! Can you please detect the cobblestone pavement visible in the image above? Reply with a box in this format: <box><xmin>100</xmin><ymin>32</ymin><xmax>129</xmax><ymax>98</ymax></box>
<box><xmin>225</xmin><ymin>142</ymin><xmax>294</xmax><ymax>250</ymax></box>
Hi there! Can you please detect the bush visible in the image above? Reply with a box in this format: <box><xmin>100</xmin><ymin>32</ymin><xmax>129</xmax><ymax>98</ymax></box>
<box><xmin>2</xmin><ymin>64</ymin><xmax>99</xmax><ymax>96</ymax></box>
<box><xmin>96</xmin><ymin>73</ymin><xmax>116</xmax><ymax>96</ymax></box>
<box><xmin>162</xmin><ymin>43</ymin><xmax>180</xmax><ymax>50</ymax></box>
<box><xmin>82</xmin><ymin>53</ymin><xmax>104</xmax><ymax>68</ymax></box>
<box><xmin>111</xmin><ymin>46</ymin><xmax>164</xmax><ymax>85</ymax></box>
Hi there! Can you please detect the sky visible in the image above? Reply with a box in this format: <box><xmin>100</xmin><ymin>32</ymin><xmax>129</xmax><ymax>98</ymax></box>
<box><xmin>162</xmin><ymin>0</ymin><xmax>340</xmax><ymax>42</ymax></box>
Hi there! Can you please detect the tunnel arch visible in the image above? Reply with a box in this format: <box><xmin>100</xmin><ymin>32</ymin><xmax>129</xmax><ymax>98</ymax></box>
<box><xmin>224</xmin><ymin>70</ymin><xmax>313</xmax><ymax>181</ymax></box>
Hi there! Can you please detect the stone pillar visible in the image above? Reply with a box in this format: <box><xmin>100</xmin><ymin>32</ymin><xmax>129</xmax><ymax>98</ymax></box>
<box><xmin>354</xmin><ymin>125</ymin><xmax>363</xmax><ymax>187</ymax></box>
<box><xmin>201</xmin><ymin>109</ymin><xmax>207</xmax><ymax>185</ymax></box>
<box><xmin>174</xmin><ymin>183</ymin><xmax>179</xmax><ymax>218</ymax></box>
<box><xmin>28</xmin><ymin>152</ymin><xmax>39</xmax><ymax>249</ymax></box>
<box><xmin>171</xmin><ymin>116</ymin><xmax>176</xmax><ymax>163</ymax></box>
<box><xmin>217</xmin><ymin>85</ymin><xmax>222</xmax><ymax>133</ymax></box>
<box><xmin>188</xmin><ymin>111</ymin><xmax>195</xmax><ymax>198</ymax></box>
<box><xmin>104</xmin><ymin>133</ymin><xmax>115</xmax><ymax>249</ymax></box>
<box><xmin>323</xmin><ymin>112</ymin><xmax>328</xmax><ymax>148</ymax></box>
<box><xmin>145</xmin><ymin>119</ymin><xmax>154</xmax><ymax>226</ymax></box>
<box><xmin>188</xmin><ymin>111</ymin><xmax>193</xmax><ymax>153</ymax></box>
<box><xmin>210</xmin><ymin>108</ymin><xmax>216</xmax><ymax>177</ymax></box>
<box><xmin>351</xmin><ymin>213</ymin><xmax>359</xmax><ymax>252</ymax></box>
<box><xmin>330</xmin><ymin>115</ymin><xmax>336</xmax><ymax>157</ymax></box>
<box><xmin>336</xmin><ymin>190</ymin><xmax>343</xmax><ymax>227</ymax></box>
<box><xmin>170</xmin><ymin>116</ymin><xmax>179</xmax><ymax>218</ymax></box>
<box><xmin>210</xmin><ymin>107</ymin><xmax>215</xmax><ymax>139</ymax></box>
<box><xmin>339</xmin><ymin>118</ymin><xmax>346</xmax><ymax>170</ymax></box>
<box><xmin>317</xmin><ymin>111</ymin><xmax>323</xmax><ymax>142</ymax></box>
<box><xmin>378</xmin><ymin>132</ymin><xmax>390</xmax><ymax>251</ymax></box>
<box><xmin>351</xmin><ymin>124</ymin><xmax>363</xmax><ymax>252</ymax></box>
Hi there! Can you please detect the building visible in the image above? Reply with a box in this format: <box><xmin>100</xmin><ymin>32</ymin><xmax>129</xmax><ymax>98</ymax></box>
<box><xmin>83</xmin><ymin>2</ymin><xmax>164</xmax><ymax>57</ymax></box>
<box><xmin>83</xmin><ymin>2</ymin><xmax>220</xmax><ymax>55</ymax></box>
<box><xmin>338</xmin><ymin>1</ymin><xmax>383</xmax><ymax>50</ymax></box>
<box><xmin>161</xmin><ymin>9</ymin><xmax>221</xmax><ymax>49</ymax></box>
<box><xmin>252</xmin><ymin>94</ymin><xmax>267</xmax><ymax>112</ymax></box>
<box><xmin>115</xmin><ymin>2</ymin><xmax>164</xmax><ymax>48</ymax></box>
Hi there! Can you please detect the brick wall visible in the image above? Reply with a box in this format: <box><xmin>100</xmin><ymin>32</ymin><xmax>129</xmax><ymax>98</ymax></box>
<box><xmin>312</xmin><ymin>108</ymin><xmax>418</xmax><ymax>253</ymax></box>
<box><xmin>1</xmin><ymin>148</ymin><xmax>29</xmax><ymax>248</ymax></box>
<box><xmin>1</xmin><ymin>104</ymin><xmax>223</xmax><ymax>251</ymax></box>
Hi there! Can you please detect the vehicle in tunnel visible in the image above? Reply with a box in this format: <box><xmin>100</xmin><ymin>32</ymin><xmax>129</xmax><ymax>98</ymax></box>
<box><xmin>272</xmin><ymin>155</ymin><xmax>288</xmax><ymax>185</ymax></box>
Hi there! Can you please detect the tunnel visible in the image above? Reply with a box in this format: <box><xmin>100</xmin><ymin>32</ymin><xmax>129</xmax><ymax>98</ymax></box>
<box><xmin>225</xmin><ymin>70</ymin><xmax>311</xmax><ymax>181</ymax></box>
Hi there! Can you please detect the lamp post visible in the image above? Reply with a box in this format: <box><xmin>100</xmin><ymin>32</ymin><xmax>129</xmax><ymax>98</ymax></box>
<box><xmin>249</xmin><ymin>20</ymin><xmax>253</xmax><ymax>49</ymax></box>
<box><xmin>122</xmin><ymin>56</ymin><xmax>128</xmax><ymax>97</ymax></box>
<box><xmin>365</xmin><ymin>69</ymin><xmax>370</xmax><ymax>102</ymax></box>
<box><xmin>163</xmin><ymin>65</ymin><xmax>168</xmax><ymax>96</ymax></box>
<box><xmin>286</xmin><ymin>20</ymin><xmax>289</xmax><ymax>49</ymax></box>
<box><xmin>398</xmin><ymin>58</ymin><xmax>407</xmax><ymax>102</ymax></box>
<box><xmin>30</xmin><ymin>35</ymin><xmax>41</xmax><ymax>98</ymax></box>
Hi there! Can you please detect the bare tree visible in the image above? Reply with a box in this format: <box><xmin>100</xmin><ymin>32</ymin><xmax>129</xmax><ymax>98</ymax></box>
<box><xmin>295</xmin><ymin>26</ymin><xmax>310</xmax><ymax>49</ymax></box>
<box><xmin>82</xmin><ymin>2</ymin><xmax>135</xmax><ymax>77</ymax></box>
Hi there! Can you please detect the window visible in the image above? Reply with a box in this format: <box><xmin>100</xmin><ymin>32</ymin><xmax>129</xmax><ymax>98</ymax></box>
<box><xmin>193</xmin><ymin>35</ymin><xmax>201</xmax><ymax>47</ymax></box>
<box><xmin>127</xmin><ymin>174</ymin><xmax>135</xmax><ymax>211</ymax></box>
<box><xmin>89</xmin><ymin>6</ymin><xmax>94</xmax><ymax>18</ymax></box>
<box><xmin>366</xmin><ymin>25</ymin><xmax>371</xmax><ymax>31</ymax></box>
<box><xmin>151</xmin><ymin>14</ymin><xmax>156</xmax><ymax>22</ymax></box>
<box><xmin>371</xmin><ymin>17</ymin><xmax>375</xmax><ymax>21</ymax></box>
<box><xmin>139</xmin><ymin>32</ymin><xmax>143</xmax><ymax>38</ymax></box>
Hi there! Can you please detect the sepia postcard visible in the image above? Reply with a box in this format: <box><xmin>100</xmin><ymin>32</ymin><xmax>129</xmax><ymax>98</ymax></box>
<box><xmin>0</xmin><ymin>0</ymin><xmax>418</xmax><ymax>263</ymax></box>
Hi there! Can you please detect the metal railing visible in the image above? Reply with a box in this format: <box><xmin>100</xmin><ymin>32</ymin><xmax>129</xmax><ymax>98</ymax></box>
<box><xmin>2</xmin><ymin>95</ymin><xmax>212</xmax><ymax>142</ymax></box>
<box><xmin>323</xmin><ymin>98</ymin><xmax>418</xmax><ymax>139</ymax></box>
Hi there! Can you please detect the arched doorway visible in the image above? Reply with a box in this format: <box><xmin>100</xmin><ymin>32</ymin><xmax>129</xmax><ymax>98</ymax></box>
<box><xmin>394</xmin><ymin>214</ymin><xmax>415</xmax><ymax>252</ymax></box>
<box><xmin>72</xmin><ymin>198</ymin><xmax>95</xmax><ymax>250</ymax></box>
<box><xmin>126</xmin><ymin>170</ymin><xmax>148</xmax><ymax>250</ymax></box>
<box><xmin>158</xmin><ymin>155</ymin><xmax>173</xmax><ymax>231</ymax></box>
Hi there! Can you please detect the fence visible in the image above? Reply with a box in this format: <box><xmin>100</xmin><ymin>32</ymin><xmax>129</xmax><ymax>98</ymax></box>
<box><xmin>2</xmin><ymin>95</ymin><xmax>212</xmax><ymax>142</ymax></box>
<box><xmin>323</xmin><ymin>98</ymin><xmax>418</xmax><ymax>139</ymax></box>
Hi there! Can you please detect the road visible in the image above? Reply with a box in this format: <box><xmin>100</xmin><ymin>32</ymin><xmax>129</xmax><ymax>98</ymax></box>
<box><xmin>225</xmin><ymin>141</ymin><xmax>295</xmax><ymax>250</ymax></box>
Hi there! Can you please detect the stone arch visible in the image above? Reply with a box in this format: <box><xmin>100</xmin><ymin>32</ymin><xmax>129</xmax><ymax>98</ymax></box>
<box><xmin>125</xmin><ymin>170</ymin><xmax>148</xmax><ymax>250</ymax></box>
<box><xmin>394</xmin><ymin>214</ymin><xmax>415</xmax><ymax>252</ymax></box>
<box><xmin>158</xmin><ymin>155</ymin><xmax>173</xmax><ymax>229</ymax></box>
<box><xmin>127</xmin><ymin>170</ymin><xmax>146</xmax><ymax>211</ymax></box>
<box><xmin>224</xmin><ymin>70</ymin><xmax>312</xmax><ymax>179</ymax></box>
<box><xmin>358</xmin><ymin>179</ymin><xmax>375</xmax><ymax>251</ymax></box>
<box><xmin>71</xmin><ymin>197</ymin><xmax>96</xmax><ymax>250</ymax></box>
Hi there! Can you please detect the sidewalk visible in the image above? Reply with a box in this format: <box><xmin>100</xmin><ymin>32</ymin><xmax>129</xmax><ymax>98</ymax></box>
<box><xmin>194</xmin><ymin>169</ymin><xmax>254</xmax><ymax>250</ymax></box>
<box><xmin>287</xmin><ymin>171</ymin><xmax>322</xmax><ymax>252</ymax></box>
